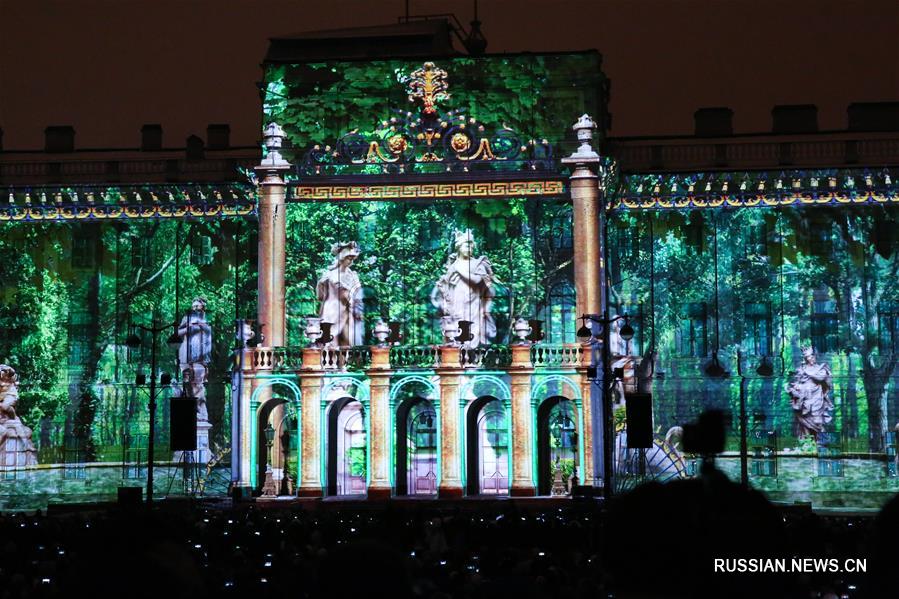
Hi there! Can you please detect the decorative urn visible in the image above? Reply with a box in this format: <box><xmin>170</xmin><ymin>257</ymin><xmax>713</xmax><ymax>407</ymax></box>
<box><xmin>440</xmin><ymin>316</ymin><xmax>460</xmax><ymax>346</ymax></box>
<box><xmin>372</xmin><ymin>318</ymin><xmax>390</xmax><ymax>347</ymax></box>
<box><xmin>304</xmin><ymin>316</ymin><xmax>323</xmax><ymax>347</ymax></box>
<box><xmin>512</xmin><ymin>317</ymin><xmax>532</xmax><ymax>345</ymax></box>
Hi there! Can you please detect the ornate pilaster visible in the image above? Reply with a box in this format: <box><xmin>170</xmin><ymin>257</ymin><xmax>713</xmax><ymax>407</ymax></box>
<box><xmin>297</xmin><ymin>347</ymin><xmax>324</xmax><ymax>498</ymax></box>
<box><xmin>368</xmin><ymin>346</ymin><xmax>393</xmax><ymax>499</ymax></box>
<box><xmin>236</xmin><ymin>366</ymin><xmax>255</xmax><ymax>490</ymax></box>
<box><xmin>437</xmin><ymin>346</ymin><xmax>464</xmax><ymax>498</ymax></box>
<box><xmin>510</xmin><ymin>344</ymin><xmax>536</xmax><ymax>496</ymax></box>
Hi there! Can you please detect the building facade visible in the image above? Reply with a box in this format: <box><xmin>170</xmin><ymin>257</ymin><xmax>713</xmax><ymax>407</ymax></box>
<box><xmin>1</xmin><ymin>41</ymin><xmax>898</xmax><ymax>509</ymax></box>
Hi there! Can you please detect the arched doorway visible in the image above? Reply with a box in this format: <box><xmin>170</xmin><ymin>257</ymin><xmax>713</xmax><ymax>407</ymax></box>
<box><xmin>396</xmin><ymin>398</ymin><xmax>437</xmax><ymax>496</ymax></box>
<box><xmin>537</xmin><ymin>397</ymin><xmax>578</xmax><ymax>495</ymax></box>
<box><xmin>327</xmin><ymin>398</ymin><xmax>367</xmax><ymax>497</ymax></box>
<box><xmin>256</xmin><ymin>397</ymin><xmax>296</xmax><ymax>494</ymax></box>
<box><xmin>466</xmin><ymin>396</ymin><xmax>509</xmax><ymax>496</ymax></box>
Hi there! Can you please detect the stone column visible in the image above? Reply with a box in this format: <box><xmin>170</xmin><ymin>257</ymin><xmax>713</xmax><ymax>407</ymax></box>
<box><xmin>236</xmin><ymin>367</ymin><xmax>255</xmax><ymax>490</ymax></box>
<box><xmin>254</xmin><ymin>123</ymin><xmax>291</xmax><ymax>490</ymax></box>
<box><xmin>561</xmin><ymin>115</ymin><xmax>606</xmax><ymax>489</ymax></box>
<box><xmin>368</xmin><ymin>346</ymin><xmax>392</xmax><ymax>499</ymax></box>
<box><xmin>437</xmin><ymin>346</ymin><xmax>463</xmax><ymax>498</ymax></box>
<box><xmin>255</xmin><ymin>123</ymin><xmax>290</xmax><ymax>348</ymax></box>
<box><xmin>509</xmin><ymin>344</ymin><xmax>536</xmax><ymax>496</ymax></box>
<box><xmin>297</xmin><ymin>347</ymin><xmax>323</xmax><ymax>497</ymax></box>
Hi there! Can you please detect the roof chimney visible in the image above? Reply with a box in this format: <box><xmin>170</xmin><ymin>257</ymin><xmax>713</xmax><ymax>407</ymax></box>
<box><xmin>771</xmin><ymin>105</ymin><xmax>818</xmax><ymax>134</ymax></box>
<box><xmin>206</xmin><ymin>124</ymin><xmax>230</xmax><ymax>150</ymax></box>
<box><xmin>141</xmin><ymin>124</ymin><xmax>163</xmax><ymax>151</ymax></box>
<box><xmin>694</xmin><ymin>108</ymin><xmax>733</xmax><ymax>137</ymax></box>
<box><xmin>45</xmin><ymin>126</ymin><xmax>75</xmax><ymax>153</ymax></box>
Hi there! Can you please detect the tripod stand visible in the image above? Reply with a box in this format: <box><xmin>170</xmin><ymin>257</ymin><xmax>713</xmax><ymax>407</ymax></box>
<box><xmin>165</xmin><ymin>449</ymin><xmax>201</xmax><ymax>497</ymax></box>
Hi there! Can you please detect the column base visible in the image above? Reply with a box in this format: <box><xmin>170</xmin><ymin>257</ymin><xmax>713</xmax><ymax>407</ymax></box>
<box><xmin>296</xmin><ymin>487</ymin><xmax>323</xmax><ymax>498</ymax></box>
<box><xmin>367</xmin><ymin>487</ymin><xmax>392</xmax><ymax>500</ymax></box>
<box><xmin>438</xmin><ymin>485</ymin><xmax>464</xmax><ymax>499</ymax></box>
<box><xmin>510</xmin><ymin>485</ymin><xmax>537</xmax><ymax>497</ymax></box>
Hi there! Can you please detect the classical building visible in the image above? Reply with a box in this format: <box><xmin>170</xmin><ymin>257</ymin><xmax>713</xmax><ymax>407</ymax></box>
<box><xmin>2</xmin><ymin>24</ymin><xmax>898</xmax><ymax>509</ymax></box>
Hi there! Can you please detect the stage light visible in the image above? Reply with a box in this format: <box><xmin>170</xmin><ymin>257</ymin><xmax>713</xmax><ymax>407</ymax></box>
<box><xmin>619</xmin><ymin>321</ymin><xmax>635</xmax><ymax>342</ymax></box>
<box><xmin>136</xmin><ymin>373</ymin><xmax>147</xmax><ymax>385</ymax></box>
<box><xmin>160</xmin><ymin>372</ymin><xmax>172</xmax><ymax>385</ymax></box>
<box><xmin>576</xmin><ymin>318</ymin><xmax>592</xmax><ymax>340</ymax></box>
<box><xmin>125</xmin><ymin>333</ymin><xmax>142</xmax><ymax>349</ymax></box>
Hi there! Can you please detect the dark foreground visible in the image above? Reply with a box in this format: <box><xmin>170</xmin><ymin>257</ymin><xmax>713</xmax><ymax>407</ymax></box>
<box><xmin>2</xmin><ymin>471</ymin><xmax>897</xmax><ymax>599</ymax></box>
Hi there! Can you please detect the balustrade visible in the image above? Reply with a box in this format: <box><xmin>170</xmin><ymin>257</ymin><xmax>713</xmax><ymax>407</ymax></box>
<box><xmin>530</xmin><ymin>344</ymin><xmax>585</xmax><ymax>368</ymax></box>
<box><xmin>389</xmin><ymin>345</ymin><xmax>442</xmax><ymax>369</ymax></box>
<box><xmin>245</xmin><ymin>343</ymin><xmax>586</xmax><ymax>372</ymax></box>
<box><xmin>460</xmin><ymin>345</ymin><xmax>512</xmax><ymax>368</ymax></box>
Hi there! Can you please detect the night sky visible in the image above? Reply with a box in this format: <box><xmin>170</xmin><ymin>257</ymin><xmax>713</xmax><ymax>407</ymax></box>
<box><xmin>1</xmin><ymin>0</ymin><xmax>897</xmax><ymax>150</ymax></box>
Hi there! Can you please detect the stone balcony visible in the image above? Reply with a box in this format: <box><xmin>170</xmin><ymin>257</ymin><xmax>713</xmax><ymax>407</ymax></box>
<box><xmin>241</xmin><ymin>343</ymin><xmax>587</xmax><ymax>373</ymax></box>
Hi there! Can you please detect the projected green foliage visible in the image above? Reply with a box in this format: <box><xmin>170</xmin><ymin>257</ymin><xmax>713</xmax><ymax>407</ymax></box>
<box><xmin>285</xmin><ymin>197</ymin><xmax>575</xmax><ymax>347</ymax></box>
<box><xmin>0</xmin><ymin>218</ymin><xmax>256</xmax><ymax>461</ymax></box>
<box><xmin>263</xmin><ymin>54</ymin><xmax>607</xmax><ymax>162</ymax></box>
<box><xmin>608</xmin><ymin>204</ymin><xmax>899</xmax><ymax>453</ymax></box>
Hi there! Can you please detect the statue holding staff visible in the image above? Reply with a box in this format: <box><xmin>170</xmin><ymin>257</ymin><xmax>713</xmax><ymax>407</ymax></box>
<box><xmin>787</xmin><ymin>345</ymin><xmax>834</xmax><ymax>440</ymax></box>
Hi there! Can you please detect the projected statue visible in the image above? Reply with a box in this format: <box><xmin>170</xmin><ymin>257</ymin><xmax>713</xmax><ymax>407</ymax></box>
<box><xmin>0</xmin><ymin>364</ymin><xmax>37</xmax><ymax>466</ymax></box>
<box><xmin>178</xmin><ymin>297</ymin><xmax>212</xmax><ymax>423</ymax></box>
<box><xmin>317</xmin><ymin>241</ymin><xmax>364</xmax><ymax>347</ymax></box>
<box><xmin>787</xmin><ymin>346</ymin><xmax>834</xmax><ymax>439</ymax></box>
<box><xmin>431</xmin><ymin>229</ymin><xmax>496</xmax><ymax>347</ymax></box>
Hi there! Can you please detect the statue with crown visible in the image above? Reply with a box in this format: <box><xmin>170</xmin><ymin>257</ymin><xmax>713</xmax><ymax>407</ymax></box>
<box><xmin>787</xmin><ymin>345</ymin><xmax>834</xmax><ymax>440</ymax></box>
<box><xmin>431</xmin><ymin>229</ymin><xmax>496</xmax><ymax>348</ymax></box>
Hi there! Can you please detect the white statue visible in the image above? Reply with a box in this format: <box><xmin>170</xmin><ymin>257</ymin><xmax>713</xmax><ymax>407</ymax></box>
<box><xmin>316</xmin><ymin>241</ymin><xmax>364</xmax><ymax>347</ymax></box>
<box><xmin>178</xmin><ymin>297</ymin><xmax>213</xmax><ymax>369</ymax></box>
<box><xmin>787</xmin><ymin>346</ymin><xmax>834</xmax><ymax>440</ymax></box>
<box><xmin>0</xmin><ymin>364</ymin><xmax>37</xmax><ymax>466</ymax></box>
<box><xmin>178</xmin><ymin>297</ymin><xmax>213</xmax><ymax>423</ymax></box>
<box><xmin>431</xmin><ymin>229</ymin><xmax>496</xmax><ymax>348</ymax></box>
<box><xmin>183</xmin><ymin>363</ymin><xmax>209</xmax><ymax>422</ymax></box>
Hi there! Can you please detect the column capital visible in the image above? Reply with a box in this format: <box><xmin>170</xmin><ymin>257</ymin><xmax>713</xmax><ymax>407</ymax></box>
<box><xmin>255</xmin><ymin>122</ymin><xmax>291</xmax><ymax>180</ymax></box>
<box><xmin>561</xmin><ymin>113</ymin><xmax>601</xmax><ymax>168</ymax></box>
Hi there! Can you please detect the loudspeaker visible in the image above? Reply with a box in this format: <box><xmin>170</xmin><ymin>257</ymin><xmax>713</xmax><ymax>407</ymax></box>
<box><xmin>626</xmin><ymin>392</ymin><xmax>653</xmax><ymax>449</ymax></box>
<box><xmin>170</xmin><ymin>398</ymin><xmax>197</xmax><ymax>451</ymax></box>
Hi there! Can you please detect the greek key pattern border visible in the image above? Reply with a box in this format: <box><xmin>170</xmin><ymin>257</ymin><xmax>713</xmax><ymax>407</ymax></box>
<box><xmin>290</xmin><ymin>180</ymin><xmax>566</xmax><ymax>201</ymax></box>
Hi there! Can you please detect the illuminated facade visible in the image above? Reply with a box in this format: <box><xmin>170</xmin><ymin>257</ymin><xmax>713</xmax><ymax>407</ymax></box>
<box><xmin>1</xmin><ymin>47</ymin><xmax>899</xmax><ymax>509</ymax></box>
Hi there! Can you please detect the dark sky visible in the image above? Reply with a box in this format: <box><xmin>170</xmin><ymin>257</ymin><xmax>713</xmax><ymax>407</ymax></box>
<box><xmin>2</xmin><ymin>0</ymin><xmax>898</xmax><ymax>150</ymax></box>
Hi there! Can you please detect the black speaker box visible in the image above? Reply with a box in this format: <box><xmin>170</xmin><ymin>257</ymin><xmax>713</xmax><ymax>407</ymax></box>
<box><xmin>626</xmin><ymin>392</ymin><xmax>653</xmax><ymax>449</ymax></box>
<box><xmin>170</xmin><ymin>398</ymin><xmax>197</xmax><ymax>451</ymax></box>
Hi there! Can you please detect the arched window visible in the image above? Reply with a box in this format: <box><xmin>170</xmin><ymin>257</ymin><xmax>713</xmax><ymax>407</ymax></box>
<box><xmin>327</xmin><ymin>399</ymin><xmax>367</xmax><ymax>497</ymax></box>
<box><xmin>406</xmin><ymin>401</ymin><xmax>437</xmax><ymax>495</ymax></box>
<box><xmin>542</xmin><ymin>281</ymin><xmax>577</xmax><ymax>344</ymax></box>
<box><xmin>476</xmin><ymin>400</ymin><xmax>509</xmax><ymax>495</ymax></box>
<box><xmin>537</xmin><ymin>399</ymin><xmax>577</xmax><ymax>495</ymax></box>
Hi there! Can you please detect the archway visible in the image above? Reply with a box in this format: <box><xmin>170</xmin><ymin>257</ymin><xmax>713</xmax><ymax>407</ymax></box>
<box><xmin>396</xmin><ymin>397</ymin><xmax>437</xmax><ymax>496</ymax></box>
<box><xmin>248</xmin><ymin>377</ymin><xmax>301</xmax><ymax>493</ymax></box>
<box><xmin>256</xmin><ymin>397</ymin><xmax>295</xmax><ymax>494</ymax></box>
<box><xmin>326</xmin><ymin>397</ymin><xmax>367</xmax><ymax>497</ymax></box>
<box><xmin>537</xmin><ymin>397</ymin><xmax>578</xmax><ymax>495</ymax></box>
<box><xmin>466</xmin><ymin>396</ymin><xmax>509</xmax><ymax>496</ymax></box>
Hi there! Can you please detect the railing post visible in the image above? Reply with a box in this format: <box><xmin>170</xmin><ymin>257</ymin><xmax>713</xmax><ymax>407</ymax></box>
<box><xmin>367</xmin><ymin>345</ymin><xmax>392</xmax><ymax>499</ymax></box>
<box><xmin>297</xmin><ymin>347</ymin><xmax>324</xmax><ymax>498</ymax></box>
<box><xmin>437</xmin><ymin>345</ymin><xmax>464</xmax><ymax>498</ymax></box>
<box><xmin>510</xmin><ymin>343</ymin><xmax>536</xmax><ymax>496</ymax></box>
